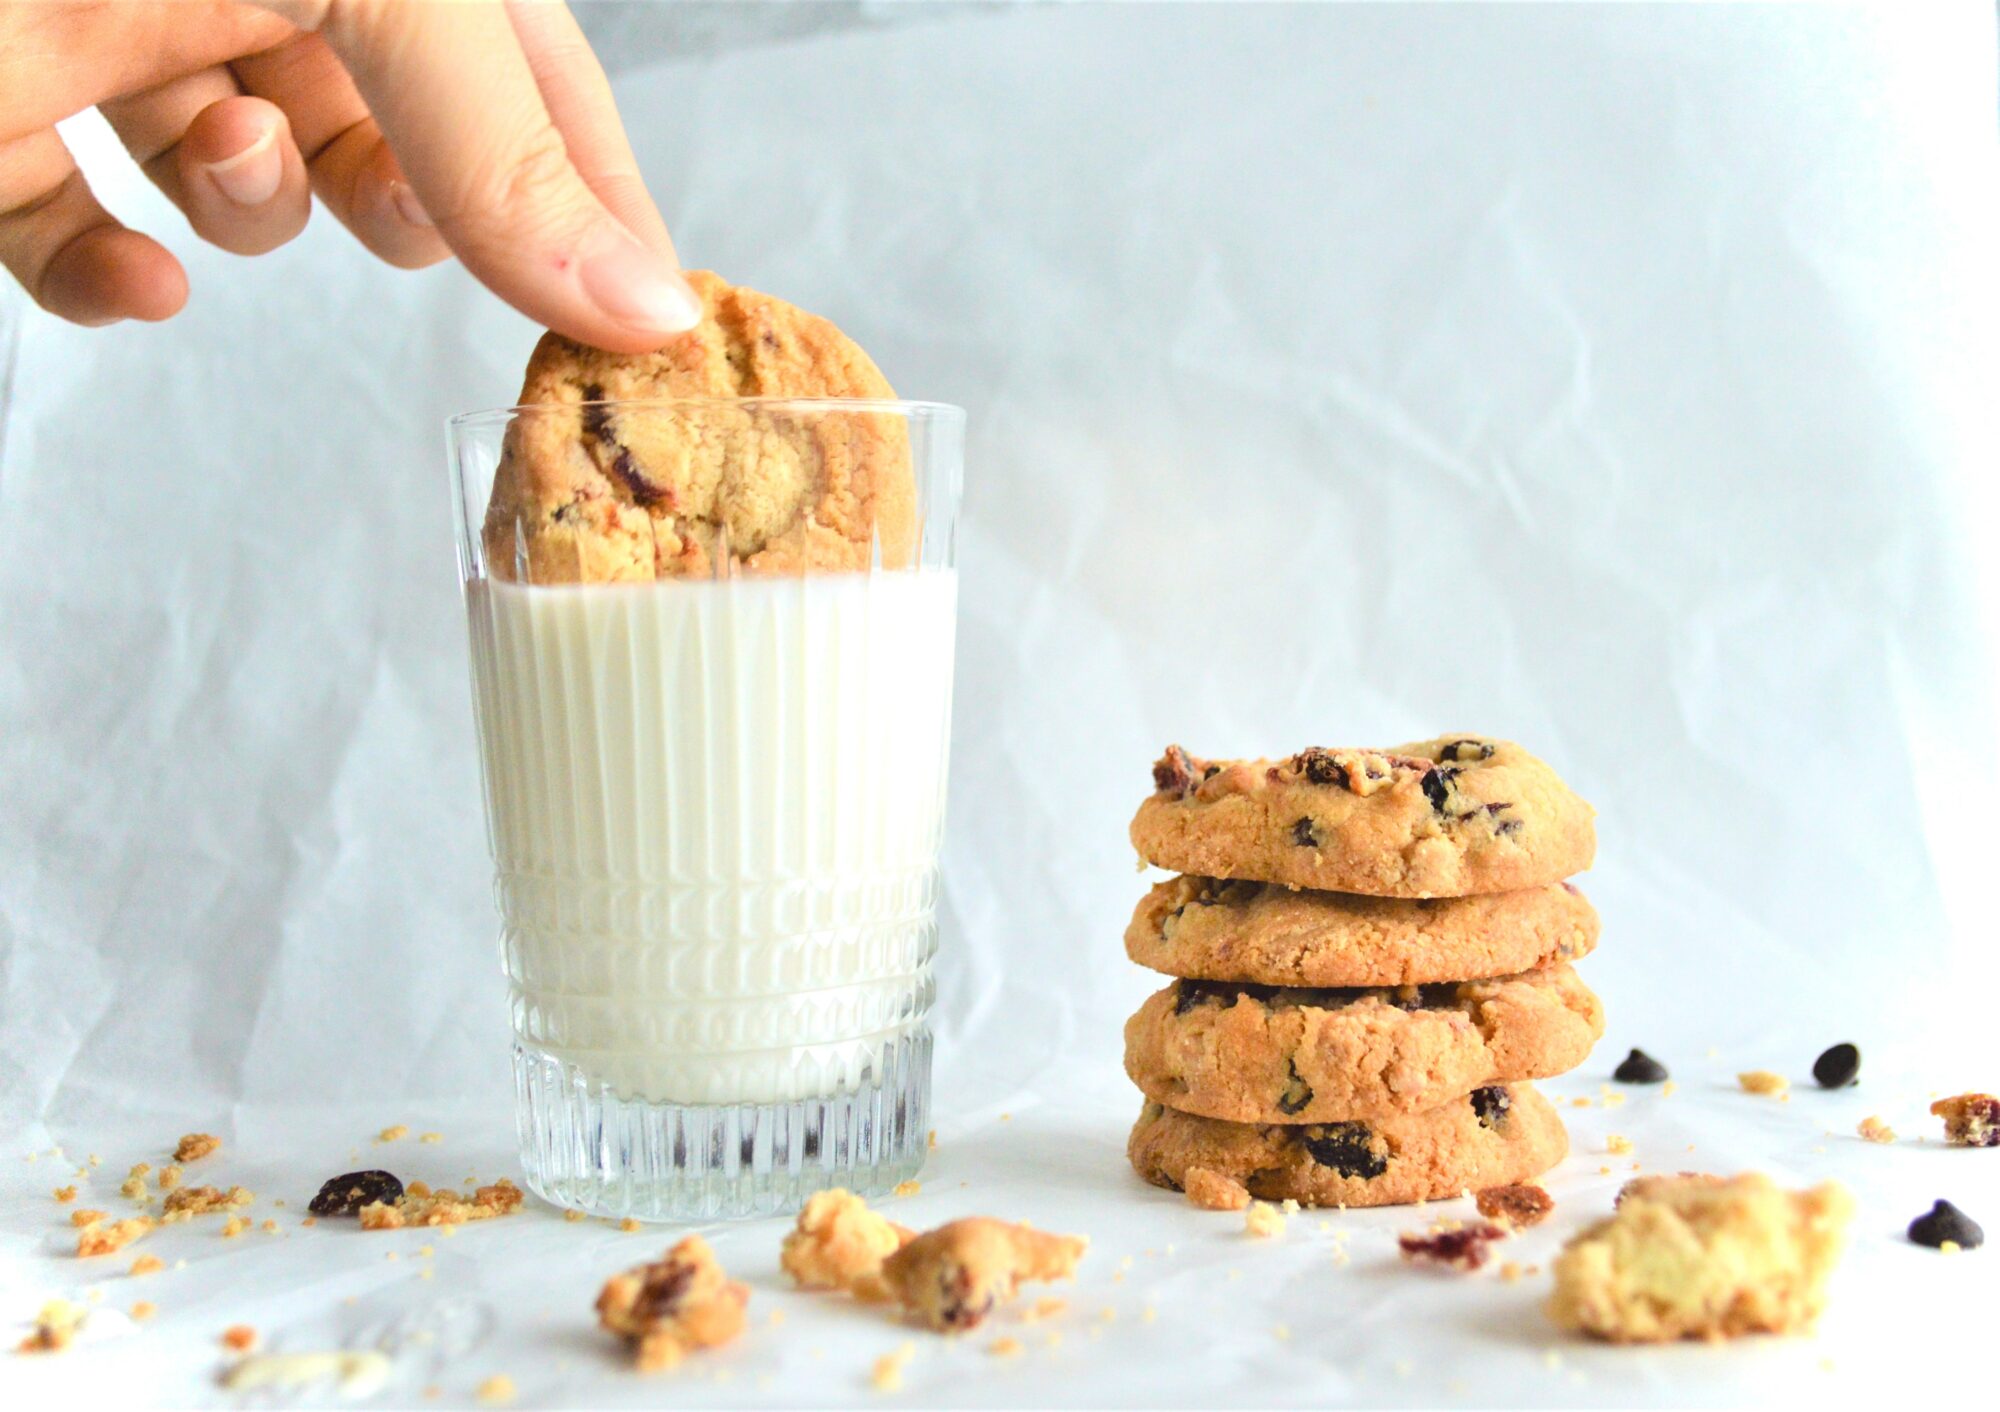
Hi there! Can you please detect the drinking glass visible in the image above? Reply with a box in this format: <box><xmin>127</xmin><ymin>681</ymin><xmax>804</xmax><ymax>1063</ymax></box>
<box><xmin>446</xmin><ymin>398</ymin><xmax>962</xmax><ymax>1220</ymax></box>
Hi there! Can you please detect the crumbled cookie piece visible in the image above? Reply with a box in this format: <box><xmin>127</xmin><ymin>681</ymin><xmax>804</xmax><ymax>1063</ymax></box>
<box><xmin>1616</xmin><ymin>1171</ymin><xmax>1721</xmax><ymax>1207</ymax></box>
<box><xmin>893</xmin><ymin>1180</ymin><xmax>922</xmax><ymax>1198</ymax></box>
<box><xmin>596</xmin><ymin>1235</ymin><xmax>749</xmax><ymax>1372</ymax></box>
<box><xmin>358</xmin><ymin>1180</ymin><xmax>522</xmax><ymax>1230</ymax></box>
<box><xmin>129</xmin><ymin>1254</ymin><xmax>163</xmax><ymax>1276</ymax></box>
<box><xmin>130</xmin><ymin>1301</ymin><xmax>156</xmax><ymax>1321</ymax></box>
<box><xmin>156</xmin><ymin>1165</ymin><xmax>183</xmax><ymax>1192</ymax></box>
<box><xmin>1548</xmin><ymin>1173</ymin><xmax>1852</xmax><ymax>1342</ymax></box>
<box><xmin>17</xmin><ymin>1299</ymin><xmax>84</xmax><ymax>1353</ymax></box>
<box><xmin>1606</xmin><ymin>1135</ymin><xmax>1634</xmax><ymax>1155</ymax></box>
<box><xmin>52</xmin><ymin>1185</ymin><xmax>76</xmax><ymax>1203</ymax></box>
<box><xmin>1399</xmin><ymin>1221</ymin><xmax>1507</xmax><ymax>1271</ymax></box>
<box><xmin>163</xmin><ymin>1185</ymin><xmax>253</xmax><ymax>1217</ymax></box>
<box><xmin>879</xmin><ymin>1219</ymin><xmax>1087</xmax><ymax>1332</ymax></box>
<box><xmin>69</xmin><ymin>1208</ymin><xmax>107</xmax><ymax>1227</ymax></box>
<box><xmin>871</xmin><ymin>1342</ymin><xmax>915</xmax><ymax>1391</ymax></box>
<box><xmin>780</xmin><ymin>1189</ymin><xmax>913</xmax><ymax>1301</ymax></box>
<box><xmin>377</xmin><ymin>1125</ymin><xmax>409</xmax><ymax>1143</ymax></box>
<box><xmin>1181</xmin><ymin>1165</ymin><xmax>1251</xmax><ymax>1211</ymax></box>
<box><xmin>1856</xmin><ymin>1116</ymin><xmax>1896</xmax><ymax>1144</ymax></box>
<box><xmin>987</xmin><ymin>1336</ymin><xmax>1023</xmax><ymax>1357</ymax></box>
<box><xmin>1930</xmin><ymin>1093</ymin><xmax>1999</xmax><ymax>1148</ymax></box>
<box><xmin>1476</xmin><ymin>1183</ymin><xmax>1554</xmax><ymax>1228</ymax></box>
<box><xmin>220</xmin><ymin>1324</ymin><xmax>258</xmax><ymax>1352</ymax></box>
<box><xmin>1738</xmin><ymin>1071</ymin><xmax>1789</xmax><ymax>1098</ymax></box>
<box><xmin>77</xmin><ymin>1217</ymin><xmax>152</xmax><ymax>1257</ymax></box>
<box><xmin>1244</xmin><ymin>1201</ymin><xmax>1286</xmax><ymax>1238</ymax></box>
<box><xmin>475</xmin><ymin>1374</ymin><xmax>515</xmax><ymax>1404</ymax></box>
<box><xmin>174</xmin><ymin>1134</ymin><xmax>220</xmax><ymax>1163</ymax></box>
<box><xmin>222</xmin><ymin>1216</ymin><xmax>249</xmax><ymax>1238</ymax></box>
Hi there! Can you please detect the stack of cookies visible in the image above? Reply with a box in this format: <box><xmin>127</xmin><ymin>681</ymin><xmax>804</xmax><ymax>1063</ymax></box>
<box><xmin>1122</xmin><ymin>737</ymin><xmax>1601</xmax><ymax>1209</ymax></box>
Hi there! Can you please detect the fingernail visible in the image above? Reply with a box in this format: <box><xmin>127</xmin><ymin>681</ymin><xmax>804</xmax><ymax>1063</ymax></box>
<box><xmin>201</xmin><ymin>122</ymin><xmax>282</xmax><ymax>206</ymax></box>
<box><xmin>579</xmin><ymin>232</ymin><xmax>702</xmax><ymax>335</ymax></box>
<box><xmin>389</xmin><ymin>180</ymin><xmax>434</xmax><ymax>228</ymax></box>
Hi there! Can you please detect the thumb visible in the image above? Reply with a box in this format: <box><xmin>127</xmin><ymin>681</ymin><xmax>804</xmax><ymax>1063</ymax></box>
<box><xmin>260</xmin><ymin>0</ymin><xmax>698</xmax><ymax>351</ymax></box>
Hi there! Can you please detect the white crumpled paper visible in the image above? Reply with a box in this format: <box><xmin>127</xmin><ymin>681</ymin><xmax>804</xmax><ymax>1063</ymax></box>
<box><xmin>3</xmin><ymin>3</ymin><xmax>1997</xmax><ymax>1406</ymax></box>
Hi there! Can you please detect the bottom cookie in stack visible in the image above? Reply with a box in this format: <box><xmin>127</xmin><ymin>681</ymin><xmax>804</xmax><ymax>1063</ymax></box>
<box><xmin>1128</xmin><ymin>1083</ymin><xmax>1567</xmax><ymax>1210</ymax></box>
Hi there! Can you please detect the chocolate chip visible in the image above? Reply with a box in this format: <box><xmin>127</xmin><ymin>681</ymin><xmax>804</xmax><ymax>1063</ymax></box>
<box><xmin>1299</xmin><ymin>1123</ymin><xmax>1386</xmax><ymax>1179</ymax></box>
<box><xmin>1812</xmin><ymin>1043</ymin><xmax>1860</xmax><ymax>1089</ymax></box>
<box><xmin>1291</xmin><ymin>817</ymin><xmax>1320</xmax><ymax>847</ymax></box>
<box><xmin>307</xmin><ymin>1170</ymin><xmax>403</xmax><ymax>1217</ymax></box>
<box><xmin>936</xmin><ymin>1264</ymin><xmax>995</xmax><ymax>1329</ymax></box>
<box><xmin>579</xmin><ymin>383</ymin><xmax>609</xmax><ymax>440</ymax></box>
<box><xmin>1420</xmin><ymin>767</ymin><xmax>1457</xmax><ymax>813</ymax></box>
<box><xmin>1470</xmin><ymin>1086</ymin><xmax>1510</xmax><ymax>1129</ymax></box>
<box><xmin>1292</xmin><ymin>748</ymin><xmax>1349</xmax><ymax>788</ymax></box>
<box><xmin>1276</xmin><ymin>1063</ymin><xmax>1313</xmax><ymax>1116</ymax></box>
<box><xmin>1908</xmin><ymin>1199</ymin><xmax>1984</xmax><ymax>1250</ymax></box>
<box><xmin>1151</xmin><ymin>746</ymin><xmax>1198</xmax><ymax>796</ymax></box>
<box><xmin>1439</xmin><ymin>739</ymin><xmax>1495</xmax><ymax>763</ymax></box>
<box><xmin>1174</xmin><ymin>979</ymin><xmax>1257</xmax><ymax>1014</ymax></box>
<box><xmin>1613</xmin><ymin>1049</ymin><xmax>1669</xmax><ymax>1084</ymax></box>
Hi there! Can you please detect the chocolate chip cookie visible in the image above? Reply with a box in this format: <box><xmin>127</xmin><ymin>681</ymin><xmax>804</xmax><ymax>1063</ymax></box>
<box><xmin>1131</xmin><ymin>739</ymin><xmax>1594</xmax><ymax>898</ymax></box>
<box><xmin>482</xmin><ymin>270</ymin><xmax>914</xmax><ymax>583</ymax></box>
<box><xmin>1127</xmin><ymin>876</ymin><xmax>1599</xmax><ymax>986</ymax></box>
<box><xmin>1128</xmin><ymin>1084</ymin><xmax>1565</xmax><ymax>1209</ymax></box>
<box><xmin>1123</xmin><ymin>963</ymin><xmax>1602</xmax><ymax>1124</ymax></box>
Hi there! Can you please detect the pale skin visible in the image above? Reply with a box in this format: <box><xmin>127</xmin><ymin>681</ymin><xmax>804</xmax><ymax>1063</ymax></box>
<box><xmin>0</xmin><ymin>0</ymin><xmax>699</xmax><ymax>349</ymax></box>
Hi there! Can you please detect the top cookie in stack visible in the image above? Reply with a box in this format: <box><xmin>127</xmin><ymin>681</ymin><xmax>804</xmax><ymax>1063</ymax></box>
<box><xmin>1122</xmin><ymin>736</ymin><xmax>1601</xmax><ymax>1210</ymax></box>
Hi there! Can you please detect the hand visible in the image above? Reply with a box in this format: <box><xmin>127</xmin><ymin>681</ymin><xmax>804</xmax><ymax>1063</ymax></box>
<box><xmin>0</xmin><ymin>0</ymin><xmax>698</xmax><ymax>350</ymax></box>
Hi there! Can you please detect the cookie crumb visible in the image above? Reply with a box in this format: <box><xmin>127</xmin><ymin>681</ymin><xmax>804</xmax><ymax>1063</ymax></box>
<box><xmin>1476</xmin><ymin>1184</ymin><xmax>1554</xmax><ymax>1228</ymax></box>
<box><xmin>1606</xmin><ymin>1134</ymin><xmax>1634</xmax><ymax>1155</ymax></box>
<box><xmin>129</xmin><ymin>1254</ymin><xmax>163</xmax><ymax>1276</ymax></box>
<box><xmin>1570</xmin><ymin>1097</ymin><xmax>1592</xmax><ymax>1109</ymax></box>
<box><xmin>475</xmin><ymin>1374</ymin><xmax>515</xmax><ymax>1404</ymax></box>
<box><xmin>156</xmin><ymin>1165</ymin><xmax>183</xmax><ymax>1192</ymax></box>
<box><xmin>164</xmin><ymin>1185</ymin><xmax>254</xmax><ymax>1217</ymax></box>
<box><xmin>77</xmin><ymin>1217</ymin><xmax>152</xmax><ymax>1257</ymax></box>
<box><xmin>1499</xmin><ymin>1261</ymin><xmax>1525</xmax><ymax>1284</ymax></box>
<box><xmin>1273</xmin><ymin>1322</ymin><xmax>1291</xmax><ymax>1340</ymax></box>
<box><xmin>419</xmin><ymin>1132</ymin><xmax>442</xmax><ymax>1144</ymax></box>
<box><xmin>927</xmin><ymin>1130</ymin><xmax>938</xmax><ymax>1151</ymax></box>
<box><xmin>1930</xmin><ymin>1093</ymin><xmax>1999</xmax><ymax>1147</ymax></box>
<box><xmin>130</xmin><ymin>1300</ymin><xmax>156</xmax><ymax>1321</ymax></box>
<box><xmin>871</xmin><ymin>1343</ymin><xmax>915</xmax><ymax>1391</ymax></box>
<box><xmin>987</xmin><ymin>1336</ymin><xmax>1022</xmax><ymax>1357</ymax></box>
<box><xmin>70</xmin><ymin>1208</ymin><xmax>106</xmax><ymax>1227</ymax></box>
<box><xmin>220</xmin><ymin>1324</ymin><xmax>258</xmax><ymax>1352</ymax></box>
<box><xmin>1245</xmin><ymin>1201</ymin><xmax>1286</xmax><ymax>1238</ymax></box>
<box><xmin>221</xmin><ymin>1216</ymin><xmax>249</xmax><ymax>1239</ymax></box>
<box><xmin>17</xmin><ymin>1300</ymin><xmax>85</xmax><ymax>1354</ymax></box>
<box><xmin>53</xmin><ymin>1185</ymin><xmax>76</xmax><ymax>1203</ymax></box>
<box><xmin>1857</xmin><ymin>1116</ymin><xmax>1896</xmax><ymax>1144</ymax></box>
<box><xmin>1025</xmin><ymin>1296</ymin><xmax>1068</xmax><ymax>1322</ymax></box>
<box><xmin>1182</xmin><ymin>1166</ymin><xmax>1250</xmax><ymax>1211</ymax></box>
<box><xmin>1738</xmin><ymin>1070</ymin><xmax>1789</xmax><ymax>1097</ymax></box>
<box><xmin>1661</xmin><ymin>1080</ymin><xmax>1678</xmax><ymax>1097</ymax></box>
<box><xmin>619</xmin><ymin>1218</ymin><xmax>642</xmax><ymax>1233</ymax></box>
<box><xmin>893</xmin><ymin>1180</ymin><xmax>922</xmax><ymax>1198</ymax></box>
<box><xmin>172</xmin><ymin>1134</ymin><xmax>219</xmax><ymax>1164</ymax></box>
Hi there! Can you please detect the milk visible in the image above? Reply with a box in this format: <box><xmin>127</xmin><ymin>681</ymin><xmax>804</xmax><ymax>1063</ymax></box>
<box><xmin>464</xmin><ymin>571</ymin><xmax>956</xmax><ymax>1105</ymax></box>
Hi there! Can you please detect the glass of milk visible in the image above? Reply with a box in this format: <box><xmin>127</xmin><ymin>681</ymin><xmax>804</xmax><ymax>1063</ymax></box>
<box><xmin>446</xmin><ymin>399</ymin><xmax>961</xmax><ymax>1220</ymax></box>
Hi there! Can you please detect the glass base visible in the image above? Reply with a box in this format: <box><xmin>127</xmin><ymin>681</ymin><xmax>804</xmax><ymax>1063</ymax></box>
<box><xmin>511</xmin><ymin>1031</ymin><xmax>931</xmax><ymax>1221</ymax></box>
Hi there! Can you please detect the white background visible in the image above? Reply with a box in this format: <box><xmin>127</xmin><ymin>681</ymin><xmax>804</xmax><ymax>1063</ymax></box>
<box><xmin>4</xmin><ymin>2</ymin><xmax>1999</xmax><ymax>1407</ymax></box>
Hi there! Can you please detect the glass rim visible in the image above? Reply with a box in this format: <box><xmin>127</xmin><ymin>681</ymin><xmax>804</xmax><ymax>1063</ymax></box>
<box><xmin>449</xmin><ymin>396</ymin><xmax>965</xmax><ymax>431</ymax></box>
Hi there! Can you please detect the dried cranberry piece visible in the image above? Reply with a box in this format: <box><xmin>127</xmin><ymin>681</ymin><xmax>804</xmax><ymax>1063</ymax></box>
<box><xmin>1470</xmin><ymin>1086</ymin><xmax>1510</xmax><ymax>1129</ymax></box>
<box><xmin>308</xmin><ymin>1170</ymin><xmax>403</xmax><ymax>1217</ymax></box>
<box><xmin>1398</xmin><ymin>1221</ymin><xmax>1508</xmax><ymax>1270</ymax></box>
<box><xmin>1152</xmin><ymin>746</ymin><xmax>1199</xmax><ymax>797</ymax></box>
<box><xmin>1292</xmin><ymin>749</ymin><xmax>1349</xmax><ymax>788</ymax></box>
<box><xmin>1299</xmin><ymin>1123</ymin><xmax>1386</xmax><ymax>1179</ymax></box>
<box><xmin>1290</xmin><ymin>817</ymin><xmax>1320</xmax><ymax>847</ymax></box>
<box><xmin>630</xmin><ymin>1261</ymin><xmax>696</xmax><ymax>1321</ymax></box>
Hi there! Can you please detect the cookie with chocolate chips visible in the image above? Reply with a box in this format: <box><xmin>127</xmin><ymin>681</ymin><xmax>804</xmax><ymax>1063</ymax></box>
<box><xmin>1127</xmin><ymin>876</ymin><xmax>1599</xmax><ymax>987</ymax></box>
<box><xmin>1122</xmin><ymin>963</ymin><xmax>1603</xmax><ymax>1124</ymax></box>
<box><xmin>1127</xmin><ymin>1084</ymin><xmax>1566</xmax><ymax>1209</ymax></box>
<box><xmin>1131</xmin><ymin>737</ymin><xmax>1595</xmax><ymax>897</ymax></box>
<box><xmin>481</xmin><ymin>271</ymin><xmax>914</xmax><ymax>582</ymax></box>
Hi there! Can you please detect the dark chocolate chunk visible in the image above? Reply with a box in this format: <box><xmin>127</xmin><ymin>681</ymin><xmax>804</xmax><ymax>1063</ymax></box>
<box><xmin>307</xmin><ymin>1170</ymin><xmax>403</xmax><ymax>1217</ymax></box>
<box><xmin>1291</xmin><ymin>817</ymin><xmax>1320</xmax><ymax>847</ymax></box>
<box><xmin>1420</xmin><ymin>766</ymin><xmax>1458</xmax><ymax>813</ymax></box>
<box><xmin>1812</xmin><ymin>1043</ymin><xmax>1860</xmax><ymax>1089</ymax></box>
<box><xmin>1299</xmin><ymin>1123</ymin><xmax>1387</xmax><ymax>1179</ymax></box>
<box><xmin>579</xmin><ymin>383</ymin><xmax>609</xmax><ymax>440</ymax></box>
<box><xmin>1173</xmin><ymin>979</ymin><xmax>1257</xmax><ymax>1014</ymax></box>
<box><xmin>1613</xmin><ymin>1049</ymin><xmax>1670</xmax><ymax>1084</ymax></box>
<box><xmin>1470</xmin><ymin>1086</ymin><xmax>1510</xmax><ymax>1129</ymax></box>
<box><xmin>1276</xmin><ymin>1063</ymin><xmax>1313</xmax><ymax>1116</ymax></box>
<box><xmin>1908</xmin><ymin>1199</ymin><xmax>1983</xmax><ymax>1250</ymax></box>
<box><xmin>1292</xmin><ymin>748</ymin><xmax>1349</xmax><ymax>788</ymax></box>
<box><xmin>1439</xmin><ymin>739</ymin><xmax>1495</xmax><ymax>763</ymax></box>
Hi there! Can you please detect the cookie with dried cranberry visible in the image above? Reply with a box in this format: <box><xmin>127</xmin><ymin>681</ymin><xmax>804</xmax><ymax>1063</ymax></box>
<box><xmin>1132</xmin><ymin>738</ymin><xmax>1594</xmax><ymax>898</ymax></box>
<box><xmin>1127</xmin><ymin>876</ymin><xmax>1598</xmax><ymax>986</ymax></box>
<box><xmin>1127</xmin><ymin>1083</ymin><xmax>1566</xmax><ymax>1209</ymax></box>
<box><xmin>482</xmin><ymin>270</ymin><xmax>914</xmax><ymax>583</ymax></box>
<box><xmin>1123</xmin><ymin>963</ymin><xmax>1602</xmax><ymax>1124</ymax></box>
